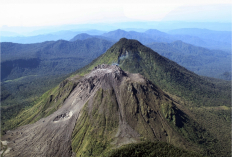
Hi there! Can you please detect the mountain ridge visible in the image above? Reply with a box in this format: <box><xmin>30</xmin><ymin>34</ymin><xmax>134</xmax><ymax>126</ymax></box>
<box><xmin>70</xmin><ymin>33</ymin><xmax>115</xmax><ymax>42</ymax></box>
<box><xmin>1</xmin><ymin>38</ymin><xmax>114</xmax><ymax>80</ymax></box>
<box><xmin>146</xmin><ymin>40</ymin><xmax>231</xmax><ymax>80</ymax></box>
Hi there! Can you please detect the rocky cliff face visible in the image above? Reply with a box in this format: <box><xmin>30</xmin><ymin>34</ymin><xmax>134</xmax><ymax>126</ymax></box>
<box><xmin>1</xmin><ymin>64</ymin><xmax>204</xmax><ymax>156</ymax></box>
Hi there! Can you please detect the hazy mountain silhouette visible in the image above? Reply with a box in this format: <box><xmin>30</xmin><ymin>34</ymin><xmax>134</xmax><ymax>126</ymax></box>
<box><xmin>146</xmin><ymin>40</ymin><xmax>231</xmax><ymax>80</ymax></box>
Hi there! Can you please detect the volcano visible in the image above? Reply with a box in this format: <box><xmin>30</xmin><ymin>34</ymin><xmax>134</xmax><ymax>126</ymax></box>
<box><xmin>1</xmin><ymin>38</ymin><xmax>230</xmax><ymax>157</ymax></box>
<box><xmin>1</xmin><ymin>64</ymin><xmax>205</xmax><ymax>156</ymax></box>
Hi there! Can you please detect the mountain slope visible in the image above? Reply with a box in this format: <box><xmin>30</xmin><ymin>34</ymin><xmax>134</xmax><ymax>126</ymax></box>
<box><xmin>146</xmin><ymin>40</ymin><xmax>231</xmax><ymax>80</ymax></box>
<box><xmin>1</xmin><ymin>38</ymin><xmax>113</xmax><ymax>106</ymax></box>
<box><xmin>108</xmin><ymin>141</ymin><xmax>204</xmax><ymax>157</ymax></box>
<box><xmin>1</xmin><ymin>38</ymin><xmax>114</xmax><ymax>127</ymax></box>
<box><xmin>75</xmin><ymin>38</ymin><xmax>230</xmax><ymax>108</ymax></box>
<box><xmin>73</xmin><ymin>38</ymin><xmax>231</xmax><ymax>156</ymax></box>
<box><xmin>1</xmin><ymin>65</ymin><xmax>210</xmax><ymax>157</ymax></box>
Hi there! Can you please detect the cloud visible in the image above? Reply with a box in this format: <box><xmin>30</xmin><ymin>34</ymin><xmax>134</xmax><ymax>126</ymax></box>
<box><xmin>162</xmin><ymin>4</ymin><xmax>232</xmax><ymax>22</ymax></box>
<box><xmin>123</xmin><ymin>4</ymin><xmax>181</xmax><ymax>21</ymax></box>
<box><xmin>0</xmin><ymin>4</ymin><xmax>127</xmax><ymax>27</ymax></box>
<box><xmin>0</xmin><ymin>1</ymin><xmax>231</xmax><ymax>27</ymax></box>
<box><xmin>0</xmin><ymin>3</ymin><xmax>181</xmax><ymax>27</ymax></box>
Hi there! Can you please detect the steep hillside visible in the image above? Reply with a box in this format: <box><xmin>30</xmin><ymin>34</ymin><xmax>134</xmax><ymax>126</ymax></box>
<box><xmin>1</xmin><ymin>65</ymin><xmax>212</xmax><ymax>156</ymax></box>
<box><xmin>73</xmin><ymin>38</ymin><xmax>231</xmax><ymax>156</ymax></box>
<box><xmin>146</xmin><ymin>40</ymin><xmax>231</xmax><ymax>80</ymax></box>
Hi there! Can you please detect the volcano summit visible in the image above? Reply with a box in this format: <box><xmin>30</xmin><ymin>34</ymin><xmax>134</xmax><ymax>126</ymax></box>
<box><xmin>1</xmin><ymin>64</ymin><xmax>204</xmax><ymax>156</ymax></box>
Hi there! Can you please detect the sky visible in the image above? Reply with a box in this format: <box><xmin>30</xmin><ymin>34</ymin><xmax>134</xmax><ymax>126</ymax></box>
<box><xmin>0</xmin><ymin>0</ymin><xmax>231</xmax><ymax>28</ymax></box>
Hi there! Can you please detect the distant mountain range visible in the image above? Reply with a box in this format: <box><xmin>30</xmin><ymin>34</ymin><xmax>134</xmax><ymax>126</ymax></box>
<box><xmin>3</xmin><ymin>28</ymin><xmax>229</xmax><ymax>79</ymax></box>
<box><xmin>1</xmin><ymin>38</ymin><xmax>113</xmax><ymax>80</ymax></box>
<box><xmin>101</xmin><ymin>29</ymin><xmax>231</xmax><ymax>51</ymax></box>
<box><xmin>69</xmin><ymin>33</ymin><xmax>115</xmax><ymax>42</ymax></box>
<box><xmin>1</xmin><ymin>28</ymin><xmax>231</xmax><ymax>52</ymax></box>
<box><xmin>168</xmin><ymin>28</ymin><xmax>231</xmax><ymax>43</ymax></box>
<box><xmin>0</xmin><ymin>31</ymin><xmax>78</xmax><ymax>43</ymax></box>
<box><xmin>0</xmin><ymin>30</ymin><xmax>106</xmax><ymax>44</ymax></box>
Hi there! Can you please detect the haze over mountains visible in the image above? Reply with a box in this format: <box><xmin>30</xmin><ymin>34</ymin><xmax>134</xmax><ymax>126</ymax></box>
<box><xmin>2</xmin><ymin>28</ymin><xmax>230</xmax><ymax>82</ymax></box>
<box><xmin>103</xmin><ymin>29</ymin><xmax>231</xmax><ymax>51</ymax></box>
<box><xmin>1</xmin><ymin>39</ymin><xmax>230</xmax><ymax>157</ymax></box>
<box><xmin>2</xmin><ymin>28</ymin><xmax>230</xmax><ymax>81</ymax></box>
<box><xmin>0</xmin><ymin>30</ymin><xmax>106</xmax><ymax>44</ymax></box>
<box><xmin>1</xmin><ymin>28</ymin><xmax>231</xmax><ymax>52</ymax></box>
<box><xmin>168</xmin><ymin>28</ymin><xmax>231</xmax><ymax>43</ymax></box>
<box><xmin>1</xmin><ymin>38</ymin><xmax>113</xmax><ymax>81</ymax></box>
<box><xmin>146</xmin><ymin>40</ymin><xmax>231</xmax><ymax>80</ymax></box>
<box><xmin>69</xmin><ymin>33</ymin><xmax>115</xmax><ymax>42</ymax></box>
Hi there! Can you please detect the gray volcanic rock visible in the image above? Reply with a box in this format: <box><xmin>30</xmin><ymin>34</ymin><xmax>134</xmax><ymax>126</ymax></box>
<box><xmin>1</xmin><ymin>64</ymin><xmax>130</xmax><ymax>156</ymax></box>
<box><xmin>1</xmin><ymin>64</ymin><xmax>198</xmax><ymax>156</ymax></box>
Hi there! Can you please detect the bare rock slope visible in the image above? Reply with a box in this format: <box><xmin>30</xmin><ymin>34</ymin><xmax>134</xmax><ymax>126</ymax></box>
<box><xmin>2</xmin><ymin>64</ymin><xmax>202</xmax><ymax>156</ymax></box>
